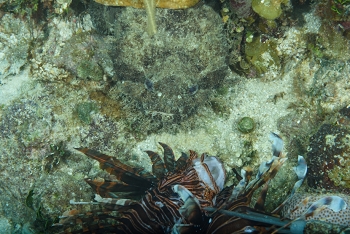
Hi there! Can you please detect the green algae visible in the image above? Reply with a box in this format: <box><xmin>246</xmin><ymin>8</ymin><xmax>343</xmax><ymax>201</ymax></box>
<box><xmin>252</xmin><ymin>0</ymin><xmax>283</xmax><ymax>20</ymax></box>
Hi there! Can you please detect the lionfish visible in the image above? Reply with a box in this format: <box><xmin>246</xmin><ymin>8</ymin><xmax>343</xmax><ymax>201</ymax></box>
<box><xmin>56</xmin><ymin>133</ymin><xmax>347</xmax><ymax>233</ymax></box>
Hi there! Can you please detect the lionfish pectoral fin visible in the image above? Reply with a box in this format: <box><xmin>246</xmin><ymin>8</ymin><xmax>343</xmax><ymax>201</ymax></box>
<box><xmin>173</xmin><ymin>185</ymin><xmax>202</xmax><ymax>224</ymax></box>
<box><xmin>269</xmin><ymin>132</ymin><xmax>283</xmax><ymax>157</ymax></box>
<box><xmin>145</xmin><ymin>150</ymin><xmax>166</xmax><ymax>178</ymax></box>
<box><xmin>93</xmin><ymin>194</ymin><xmax>139</xmax><ymax>211</ymax></box>
<box><xmin>272</xmin><ymin>155</ymin><xmax>308</xmax><ymax>214</ymax></box>
<box><xmin>294</xmin><ymin>156</ymin><xmax>307</xmax><ymax>181</ymax></box>
<box><xmin>231</xmin><ymin>167</ymin><xmax>242</xmax><ymax>181</ymax></box>
<box><xmin>56</xmin><ymin>208</ymin><xmax>119</xmax><ymax>232</ymax></box>
<box><xmin>231</xmin><ymin>135</ymin><xmax>287</xmax><ymax>213</ymax></box>
<box><xmin>254</xmin><ymin>181</ymin><xmax>269</xmax><ymax>211</ymax></box>
<box><xmin>229</xmin><ymin>168</ymin><xmax>248</xmax><ymax>202</ymax></box>
<box><xmin>246</xmin><ymin>134</ymin><xmax>284</xmax><ymax>190</ymax></box>
<box><xmin>75</xmin><ymin>148</ymin><xmax>155</xmax><ymax>188</ymax></box>
<box><xmin>290</xmin><ymin>155</ymin><xmax>307</xmax><ymax>195</ymax></box>
<box><xmin>56</xmin><ymin>209</ymin><xmax>78</xmax><ymax>222</ymax></box>
<box><xmin>203</xmin><ymin>207</ymin><xmax>215</xmax><ymax>213</ymax></box>
<box><xmin>205</xmin><ymin>208</ymin><xmax>290</xmax><ymax>229</ymax></box>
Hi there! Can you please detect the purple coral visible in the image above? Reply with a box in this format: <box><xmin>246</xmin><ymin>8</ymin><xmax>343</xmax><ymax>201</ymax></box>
<box><xmin>229</xmin><ymin>0</ymin><xmax>253</xmax><ymax>18</ymax></box>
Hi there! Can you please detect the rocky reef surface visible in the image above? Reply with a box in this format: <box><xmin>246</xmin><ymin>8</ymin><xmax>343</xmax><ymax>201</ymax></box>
<box><xmin>0</xmin><ymin>0</ymin><xmax>350</xmax><ymax>232</ymax></box>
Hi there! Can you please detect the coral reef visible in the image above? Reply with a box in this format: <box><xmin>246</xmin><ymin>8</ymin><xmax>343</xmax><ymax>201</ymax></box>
<box><xmin>0</xmin><ymin>85</ymin><xmax>132</xmax><ymax>232</ymax></box>
<box><xmin>306</xmin><ymin>107</ymin><xmax>350</xmax><ymax>192</ymax></box>
<box><xmin>75</xmin><ymin>102</ymin><xmax>98</xmax><ymax>124</ymax></box>
<box><xmin>55</xmin><ymin>0</ymin><xmax>72</xmax><ymax>14</ymax></box>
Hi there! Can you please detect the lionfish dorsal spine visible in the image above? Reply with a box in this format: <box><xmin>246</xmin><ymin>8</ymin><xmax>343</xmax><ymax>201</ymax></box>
<box><xmin>145</xmin><ymin>150</ymin><xmax>167</xmax><ymax>178</ymax></box>
<box><xmin>175</xmin><ymin>152</ymin><xmax>188</xmax><ymax>171</ymax></box>
<box><xmin>75</xmin><ymin>148</ymin><xmax>155</xmax><ymax>187</ymax></box>
<box><xmin>159</xmin><ymin>142</ymin><xmax>176</xmax><ymax>172</ymax></box>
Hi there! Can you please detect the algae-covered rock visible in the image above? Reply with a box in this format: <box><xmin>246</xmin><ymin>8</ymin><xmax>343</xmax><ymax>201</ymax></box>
<box><xmin>313</xmin><ymin>23</ymin><xmax>350</xmax><ymax>61</ymax></box>
<box><xmin>75</xmin><ymin>102</ymin><xmax>98</xmax><ymax>124</ymax></box>
<box><xmin>0</xmin><ymin>14</ymin><xmax>30</xmax><ymax>80</ymax></box>
<box><xmin>307</xmin><ymin>122</ymin><xmax>350</xmax><ymax>193</ymax></box>
<box><xmin>245</xmin><ymin>35</ymin><xmax>280</xmax><ymax>76</ymax></box>
<box><xmin>50</xmin><ymin>32</ymin><xmax>114</xmax><ymax>81</ymax></box>
<box><xmin>77</xmin><ymin>60</ymin><xmax>104</xmax><ymax>81</ymax></box>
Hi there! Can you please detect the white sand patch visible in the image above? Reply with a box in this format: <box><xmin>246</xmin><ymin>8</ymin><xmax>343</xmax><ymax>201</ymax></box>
<box><xmin>0</xmin><ymin>67</ymin><xmax>30</xmax><ymax>105</ymax></box>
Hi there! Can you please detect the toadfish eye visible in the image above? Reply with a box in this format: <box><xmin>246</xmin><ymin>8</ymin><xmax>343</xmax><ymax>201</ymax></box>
<box><xmin>188</xmin><ymin>84</ymin><xmax>198</xmax><ymax>95</ymax></box>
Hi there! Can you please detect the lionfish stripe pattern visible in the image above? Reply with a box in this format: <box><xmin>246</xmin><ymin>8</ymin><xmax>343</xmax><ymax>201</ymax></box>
<box><xmin>56</xmin><ymin>133</ymin><xmax>346</xmax><ymax>233</ymax></box>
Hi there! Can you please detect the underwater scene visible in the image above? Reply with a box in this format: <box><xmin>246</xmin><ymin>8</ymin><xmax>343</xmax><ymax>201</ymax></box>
<box><xmin>0</xmin><ymin>0</ymin><xmax>350</xmax><ymax>233</ymax></box>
